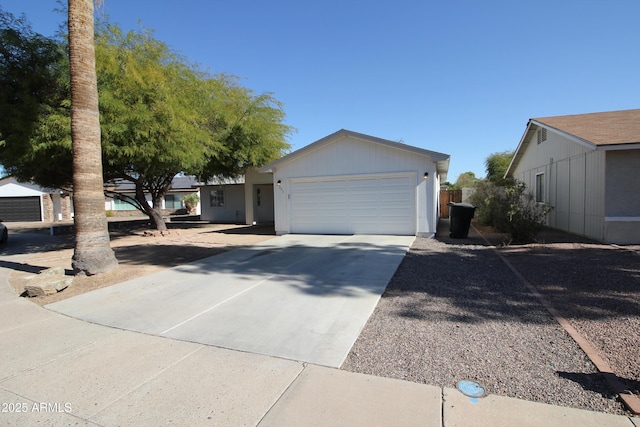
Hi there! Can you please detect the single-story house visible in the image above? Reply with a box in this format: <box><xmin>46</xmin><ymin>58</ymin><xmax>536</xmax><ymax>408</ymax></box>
<box><xmin>0</xmin><ymin>175</ymin><xmax>202</xmax><ymax>222</ymax></box>
<box><xmin>0</xmin><ymin>177</ymin><xmax>72</xmax><ymax>222</ymax></box>
<box><xmin>505</xmin><ymin>109</ymin><xmax>640</xmax><ymax>244</ymax></box>
<box><xmin>104</xmin><ymin>175</ymin><xmax>202</xmax><ymax>217</ymax></box>
<box><xmin>259</xmin><ymin>129</ymin><xmax>450</xmax><ymax>236</ymax></box>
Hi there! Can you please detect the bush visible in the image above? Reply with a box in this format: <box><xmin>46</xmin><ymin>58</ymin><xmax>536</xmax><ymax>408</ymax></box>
<box><xmin>470</xmin><ymin>180</ymin><xmax>504</xmax><ymax>227</ymax></box>
<box><xmin>471</xmin><ymin>180</ymin><xmax>552</xmax><ymax>243</ymax></box>
<box><xmin>182</xmin><ymin>193</ymin><xmax>200</xmax><ymax>214</ymax></box>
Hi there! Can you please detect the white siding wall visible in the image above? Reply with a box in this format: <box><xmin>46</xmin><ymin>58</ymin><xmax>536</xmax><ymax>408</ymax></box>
<box><xmin>270</xmin><ymin>136</ymin><xmax>438</xmax><ymax>236</ymax></box>
<box><xmin>512</xmin><ymin>128</ymin><xmax>606</xmax><ymax>241</ymax></box>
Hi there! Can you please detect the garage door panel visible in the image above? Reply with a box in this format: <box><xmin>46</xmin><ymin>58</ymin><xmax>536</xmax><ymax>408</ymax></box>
<box><xmin>0</xmin><ymin>197</ymin><xmax>42</xmax><ymax>222</ymax></box>
<box><xmin>290</xmin><ymin>175</ymin><xmax>415</xmax><ymax>235</ymax></box>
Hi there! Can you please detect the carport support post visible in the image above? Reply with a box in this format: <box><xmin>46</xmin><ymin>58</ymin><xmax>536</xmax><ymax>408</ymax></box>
<box><xmin>244</xmin><ymin>183</ymin><xmax>255</xmax><ymax>225</ymax></box>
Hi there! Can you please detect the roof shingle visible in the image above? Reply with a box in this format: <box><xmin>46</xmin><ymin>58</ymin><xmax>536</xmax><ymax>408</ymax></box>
<box><xmin>533</xmin><ymin>109</ymin><xmax>640</xmax><ymax>146</ymax></box>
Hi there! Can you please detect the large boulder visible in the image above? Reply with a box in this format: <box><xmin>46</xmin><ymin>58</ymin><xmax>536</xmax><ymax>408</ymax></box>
<box><xmin>24</xmin><ymin>267</ymin><xmax>73</xmax><ymax>297</ymax></box>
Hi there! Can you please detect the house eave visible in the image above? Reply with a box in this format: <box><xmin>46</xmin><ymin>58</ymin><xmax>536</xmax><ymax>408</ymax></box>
<box><xmin>595</xmin><ymin>142</ymin><xmax>640</xmax><ymax>151</ymax></box>
<box><xmin>505</xmin><ymin>118</ymin><xmax>620</xmax><ymax>178</ymax></box>
<box><xmin>531</xmin><ymin>120</ymin><xmax>598</xmax><ymax>150</ymax></box>
<box><xmin>260</xmin><ymin>129</ymin><xmax>450</xmax><ymax>175</ymax></box>
<box><xmin>505</xmin><ymin>121</ymin><xmax>536</xmax><ymax>178</ymax></box>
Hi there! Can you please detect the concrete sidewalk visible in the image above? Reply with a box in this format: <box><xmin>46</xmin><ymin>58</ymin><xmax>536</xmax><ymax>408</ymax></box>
<box><xmin>1</xmin><ymin>247</ymin><xmax>638</xmax><ymax>425</ymax></box>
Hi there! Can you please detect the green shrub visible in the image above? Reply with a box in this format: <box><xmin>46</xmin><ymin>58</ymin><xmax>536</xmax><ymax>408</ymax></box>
<box><xmin>470</xmin><ymin>180</ymin><xmax>503</xmax><ymax>227</ymax></box>
<box><xmin>182</xmin><ymin>193</ymin><xmax>200</xmax><ymax>214</ymax></box>
<box><xmin>471</xmin><ymin>180</ymin><xmax>552</xmax><ymax>243</ymax></box>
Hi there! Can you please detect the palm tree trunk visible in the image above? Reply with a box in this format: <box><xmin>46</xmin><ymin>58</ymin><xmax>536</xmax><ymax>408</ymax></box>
<box><xmin>68</xmin><ymin>0</ymin><xmax>118</xmax><ymax>275</ymax></box>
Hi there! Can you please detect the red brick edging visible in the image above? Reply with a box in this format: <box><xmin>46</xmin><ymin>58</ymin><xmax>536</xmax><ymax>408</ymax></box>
<box><xmin>474</xmin><ymin>226</ymin><xmax>640</xmax><ymax>415</ymax></box>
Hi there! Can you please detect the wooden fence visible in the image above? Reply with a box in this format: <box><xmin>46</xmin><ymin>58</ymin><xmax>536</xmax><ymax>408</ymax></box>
<box><xmin>439</xmin><ymin>189</ymin><xmax>462</xmax><ymax>218</ymax></box>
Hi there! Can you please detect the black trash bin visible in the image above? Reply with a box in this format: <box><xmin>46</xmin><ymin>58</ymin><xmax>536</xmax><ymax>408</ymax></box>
<box><xmin>448</xmin><ymin>202</ymin><xmax>476</xmax><ymax>238</ymax></box>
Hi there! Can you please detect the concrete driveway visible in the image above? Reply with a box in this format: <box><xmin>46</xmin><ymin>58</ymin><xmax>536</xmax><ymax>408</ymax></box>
<box><xmin>46</xmin><ymin>234</ymin><xmax>414</xmax><ymax>367</ymax></box>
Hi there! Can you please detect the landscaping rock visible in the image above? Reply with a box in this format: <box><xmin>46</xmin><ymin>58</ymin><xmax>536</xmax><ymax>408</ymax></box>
<box><xmin>39</xmin><ymin>266</ymin><xmax>67</xmax><ymax>277</ymax></box>
<box><xmin>23</xmin><ymin>267</ymin><xmax>73</xmax><ymax>297</ymax></box>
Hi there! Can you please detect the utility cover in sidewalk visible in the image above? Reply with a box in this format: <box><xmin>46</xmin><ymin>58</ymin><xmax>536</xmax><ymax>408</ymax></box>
<box><xmin>456</xmin><ymin>380</ymin><xmax>486</xmax><ymax>398</ymax></box>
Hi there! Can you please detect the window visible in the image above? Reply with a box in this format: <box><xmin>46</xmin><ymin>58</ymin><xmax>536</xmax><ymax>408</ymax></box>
<box><xmin>210</xmin><ymin>189</ymin><xmax>224</xmax><ymax>207</ymax></box>
<box><xmin>113</xmin><ymin>197</ymin><xmax>132</xmax><ymax>211</ymax></box>
<box><xmin>164</xmin><ymin>194</ymin><xmax>183</xmax><ymax>209</ymax></box>
<box><xmin>537</xmin><ymin>128</ymin><xmax>547</xmax><ymax>144</ymax></box>
<box><xmin>535</xmin><ymin>173</ymin><xmax>545</xmax><ymax>203</ymax></box>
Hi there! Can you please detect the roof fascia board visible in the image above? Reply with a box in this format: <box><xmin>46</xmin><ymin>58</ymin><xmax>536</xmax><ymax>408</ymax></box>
<box><xmin>345</xmin><ymin>130</ymin><xmax>450</xmax><ymax>161</ymax></box>
<box><xmin>595</xmin><ymin>142</ymin><xmax>640</xmax><ymax>151</ymax></box>
<box><xmin>507</xmin><ymin>120</ymin><xmax>602</xmax><ymax>178</ymax></box>
<box><xmin>505</xmin><ymin>121</ymin><xmax>536</xmax><ymax>177</ymax></box>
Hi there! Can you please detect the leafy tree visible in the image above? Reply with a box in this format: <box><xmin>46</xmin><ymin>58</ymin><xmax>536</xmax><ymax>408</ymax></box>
<box><xmin>450</xmin><ymin>171</ymin><xmax>479</xmax><ymax>189</ymax></box>
<box><xmin>197</xmin><ymin>76</ymin><xmax>291</xmax><ymax>178</ymax></box>
<box><xmin>96</xmin><ymin>24</ymin><xmax>291</xmax><ymax>230</ymax></box>
<box><xmin>68</xmin><ymin>0</ymin><xmax>118</xmax><ymax>274</ymax></box>
<box><xmin>0</xmin><ymin>7</ymin><xmax>72</xmax><ymax>188</ymax></box>
<box><xmin>485</xmin><ymin>150</ymin><xmax>514</xmax><ymax>185</ymax></box>
<box><xmin>0</xmin><ymin>15</ymin><xmax>293</xmax><ymax>231</ymax></box>
<box><xmin>96</xmin><ymin>23</ymin><xmax>217</xmax><ymax>230</ymax></box>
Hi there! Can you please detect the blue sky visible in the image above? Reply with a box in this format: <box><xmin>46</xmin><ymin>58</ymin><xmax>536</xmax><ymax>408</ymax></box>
<box><xmin>3</xmin><ymin>0</ymin><xmax>640</xmax><ymax>182</ymax></box>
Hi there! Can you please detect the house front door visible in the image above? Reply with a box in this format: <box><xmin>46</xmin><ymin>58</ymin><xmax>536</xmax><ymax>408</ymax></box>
<box><xmin>254</xmin><ymin>184</ymin><xmax>274</xmax><ymax>223</ymax></box>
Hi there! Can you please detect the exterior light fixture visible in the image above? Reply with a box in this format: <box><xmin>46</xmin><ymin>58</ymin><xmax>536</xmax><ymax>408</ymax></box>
<box><xmin>423</xmin><ymin>172</ymin><xmax>429</xmax><ymax>180</ymax></box>
<box><xmin>277</xmin><ymin>179</ymin><xmax>282</xmax><ymax>187</ymax></box>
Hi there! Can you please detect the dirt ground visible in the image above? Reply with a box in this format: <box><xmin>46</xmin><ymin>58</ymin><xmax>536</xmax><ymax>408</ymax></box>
<box><xmin>8</xmin><ymin>222</ymin><xmax>276</xmax><ymax>306</ymax></box>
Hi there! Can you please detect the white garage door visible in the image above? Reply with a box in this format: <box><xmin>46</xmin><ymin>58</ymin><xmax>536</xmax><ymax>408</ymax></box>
<box><xmin>290</xmin><ymin>174</ymin><xmax>415</xmax><ymax>235</ymax></box>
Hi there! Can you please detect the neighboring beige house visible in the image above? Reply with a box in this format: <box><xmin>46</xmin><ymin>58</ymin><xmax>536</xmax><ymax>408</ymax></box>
<box><xmin>505</xmin><ymin>109</ymin><xmax>640</xmax><ymax>244</ymax></box>
<box><xmin>259</xmin><ymin>129</ymin><xmax>450</xmax><ymax>237</ymax></box>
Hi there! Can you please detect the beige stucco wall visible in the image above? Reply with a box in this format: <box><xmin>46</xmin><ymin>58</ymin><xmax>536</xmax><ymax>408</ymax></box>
<box><xmin>511</xmin><ymin>127</ymin><xmax>606</xmax><ymax>241</ymax></box>
<box><xmin>603</xmin><ymin>150</ymin><xmax>640</xmax><ymax>244</ymax></box>
<box><xmin>200</xmin><ymin>184</ymin><xmax>246</xmax><ymax>223</ymax></box>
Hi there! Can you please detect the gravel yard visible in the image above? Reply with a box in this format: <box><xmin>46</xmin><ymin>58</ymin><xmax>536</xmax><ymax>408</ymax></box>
<box><xmin>342</xmin><ymin>220</ymin><xmax>639</xmax><ymax>415</ymax></box>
